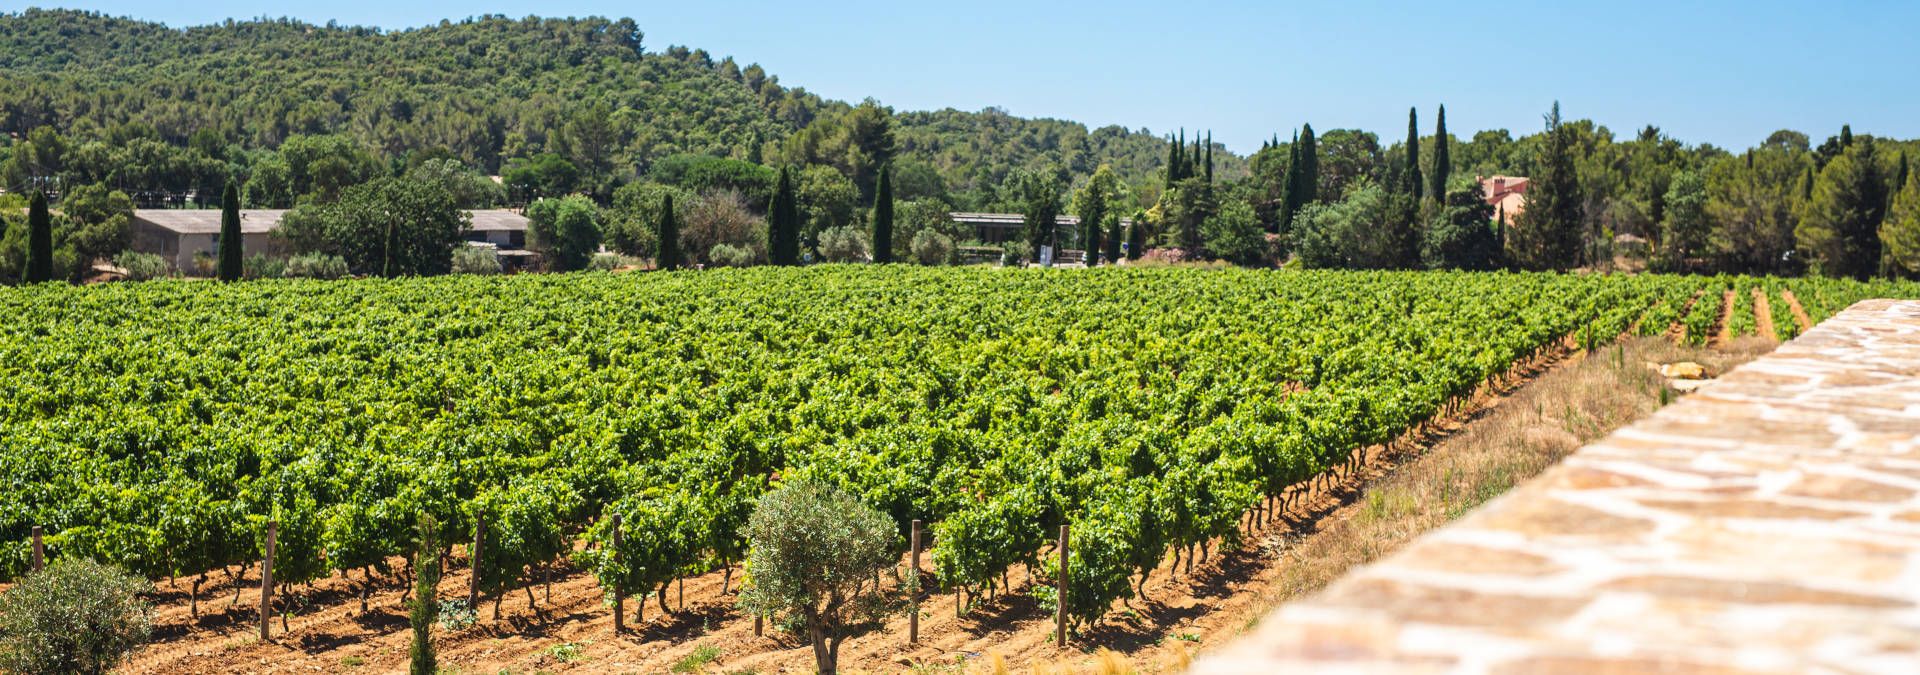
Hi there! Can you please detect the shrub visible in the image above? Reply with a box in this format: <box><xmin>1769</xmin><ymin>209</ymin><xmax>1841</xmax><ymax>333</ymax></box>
<box><xmin>708</xmin><ymin>243</ymin><xmax>757</xmax><ymax>268</ymax></box>
<box><xmin>285</xmin><ymin>253</ymin><xmax>350</xmax><ymax>280</ymax></box>
<box><xmin>244</xmin><ymin>254</ymin><xmax>287</xmax><ymax>280</ymax></box>
<box><xmin>113</xmin><ymin>251</ymin><xmax>173</xmax><ymax>281</ymax></box>
<box><xmin>817</xmin><ymin>226</ymin><xmax>870</xmax><ymax>263</ymax></box>
<box><xmin>1000</xmin><ymin>240</ymin><xmax>1030</xmax><ymax>267</ymax></box>
<box><xmin>910</xmin><ymin>230</ymin><xmax>954</xmax><ymax>266</ymax></box>
<box><xmin>191</xmin><ymin>251</ymin><xmax>217</xmax><ymax>277</ymax></box>
<box><xmin>0</xmin><ymin>558</ymin><xmax>152</xmax><ymax>675</ymax></box>
<box><xmin>452</xmin><ymin>246</ymin><xmax>503</xmax><ymax>275</ymax></box>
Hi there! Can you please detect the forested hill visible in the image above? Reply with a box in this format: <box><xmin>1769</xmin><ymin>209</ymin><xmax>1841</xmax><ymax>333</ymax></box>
<box><xmin>0</xmin><ymin>9</ymin><xmax>1241</xmax><ymax>207</ymax></box>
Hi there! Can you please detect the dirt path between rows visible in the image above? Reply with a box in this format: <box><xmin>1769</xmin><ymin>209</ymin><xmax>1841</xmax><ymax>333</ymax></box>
<box><xmin>1712</xmin><ymin>289</ymin><xmax>1736</xmax><ymax>345</ymax></box>
<box><xmin>1781</xmin><ymin>289</ymin><xmax>1814</xmax><ymax>332</ymax></box>
<box><xmin>1753</xmin><ymin>288</ymin><xmax>1777</xmax><ymax>343</ymax></box>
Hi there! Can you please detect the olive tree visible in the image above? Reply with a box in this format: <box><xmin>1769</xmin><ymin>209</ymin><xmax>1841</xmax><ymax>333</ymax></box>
<box><xmin>0</xmin><ymin>558</ymin><xmax>152</xmax><ymax>675</ymax></box>
<box><xmin>737</xmin><ymin>479</ymin><xmax>906</xmax><ymax>675</ymax></box>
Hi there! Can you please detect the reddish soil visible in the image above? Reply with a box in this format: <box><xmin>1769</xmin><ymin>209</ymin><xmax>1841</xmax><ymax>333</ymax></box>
<box><xmin>1712</xmin><ymin>289</ymin><xmax>1736</xmax><ymax>345</ymax></box>
<box><xmin>1752</xmin><ymin>288</ymin><xmax>1777</xmax><ymax>342</ymax></box>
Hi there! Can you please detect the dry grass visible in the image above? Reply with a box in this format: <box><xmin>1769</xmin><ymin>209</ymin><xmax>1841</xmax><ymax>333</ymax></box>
<box><xmin>1250</xmin><ymin>336</ymin><xmax>1773</xmax><ymax>609</ymax></box>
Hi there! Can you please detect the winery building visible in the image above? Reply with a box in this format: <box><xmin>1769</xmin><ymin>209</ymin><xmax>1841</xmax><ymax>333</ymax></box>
<box><xmin>132</xmin><ymin>209</ymin><xmax>532</xmax><ymax>274</ymax></box>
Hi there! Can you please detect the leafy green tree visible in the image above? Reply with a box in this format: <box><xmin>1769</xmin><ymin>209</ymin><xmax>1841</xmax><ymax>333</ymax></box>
<box><xmin>1655</xmin><ymin>170</ymin><xmax>1708</xmax><ymax>272</ymax></box>
<box><xmin>218</xmin><ymin>181</ymin><xmax>242</xmax><ymax>281</ymax></box>
<box><xmin>1161</xmin><ymin>177</ymin><xmax>1215</xmax><ymax>253</ymax></box>
<box><xmin>1705</xmin><ymin>145</ymin><xmax>1807</xmax><ymax>274</ymax></box>
<box><xmin>796</xmin><ymin>165</ymin><xmax>859</xmax><ymax>252</ymax></box>
<box><xmin>648</xmin><ymin>154</ymin><xmax>778</xmax><ymax>207</ymax></box>
<box><xmin>502</xmin><ymin>153</ymin><xmax>580</xmax><ymax>203</ymax></box>
<box><xmin>1074</xmin><ymin>165</ymin><xmax>1121</xmax><ymax>265</ymax></box>
<box><xmin>656</xmin><ymin>193</ymin><xmax>682</xmax><ymax>269</ymax></box>
<box><xmin>737</xmin><ymin>479</ymin><xmax>905</xmax><ymax>675</ymax></box>
<box><xmin>871</xmin><ymin>165</ymin><xmax>893</xmax><ymax>263</ymax></box>
<box><xmin>527</xmin><ymin>195</ymin><xmax>604</xmax><ymax>272</ymax></box>
<box><xmin>1014</xmin><ymin>168</ymin><xmax>1064</xmax><ymax>263</ymax></box>
<box><xmin>59</xmin><ymin>182</ymin><xmax>133</xmax><ymax>261</ymax></box>
<box><xmin>0</xmin><ymin>558</ymin><xmax>152</xmax><ymax>675</ymax></box>
<box><xmin>1798</xmin><ymin>136</ymin><xmax>1887</xmax><ymax>279</ymax></box>
<box><xmin>1882</xmin><ymin>167</ymin><xmax>1920</xmax><ymax>276</ymax></box>
<box><xmin>1291</xmin><ymin>182</ymin><xmax>1418</xmax><ymax>269</ymax></box>
<box><xmin>1422</xmin><ymin>178</ymin><xmax>1500</xmax><ymax>270</ymax></box>
<box><xmin>25</xmin><ymin>190</ymin><xmax>52</xmax><ymax>283</ymax></box>
<box><xmin>1200</xmin><ymin>199</ymin><xmax>1266</xmax><ymax>264</ymax></box>
<box><xmin>1511</xmin><ymin>103</ymin><xmax>1583</xmax><ymax>270</ymax></box>
<box><xmin>1429</xmin><ymin>105</ymin><xmax>1451</xmax><ymax>201</ymax></box>
<box><xmin>278</xmin><ymin>176</ymin><xmax>470</xmax><ymax>276</ymax></box>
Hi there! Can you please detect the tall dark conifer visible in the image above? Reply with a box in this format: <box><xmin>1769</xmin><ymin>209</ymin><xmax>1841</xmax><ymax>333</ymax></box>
<box><xmin>1403</xmin><ymin>107</ymin><xmax>1423</xmax><ymax>200</ymax></box>
<box><xmin>1295</xmin><ymin>124</ymin><xmax>1319</xmax><ymax>205</ymax></box>
<box><xmin>770</xmin><ymin>166</ymin><xmax>800</xmax><ymax>265</ymax></box>
<box><xmin>1204</xmin><ymin>131</ymin><xmax>1215</xmax><ymax>183</ymax></box>
<box><xmin>1511</xmin><ymin>102</ymin><xmax>1583</xmax><ymax>270</ymax></box>
<box><xmin>25</xmin><ymin>190</ymin><xmax>52</xmax><ymax>283</ymax></box>
<box><xmin>656</xmin><ymin>194</ymin><xmax>681</xmax><ymax>270</ymax></box>
<box><xmin>871</xmin><ymin>164</ymin><xmax>893</xmax><ymax>263</ymax></box>
<box><xmin>1429</xmin><ymin>105</ymin><xmax>1451</xmax><ymax>199</ymax></box>
<box><xmin>218</xmin><ymin>181</ymin><xmax>243</xmax><ymax>281</ymax></box>
<box><xmin>1277</xmin><ymin>131</ymin><xmax>1302</xmax><ymax>234</ymax></box>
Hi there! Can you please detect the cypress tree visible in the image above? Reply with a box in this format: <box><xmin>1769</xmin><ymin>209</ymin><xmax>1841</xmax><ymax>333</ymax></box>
<box><xmin>1126</xmin><ymin>210</ymin><xmax>1147</xmax><ymax>260</ymax></box>
<box><xmin>25</xmin><ymin>190</ymin><xmax>52</xmax><ymax>283</ymax></box>
<box><xmin>1198</xmin><ymin>131</ymin><xmax>1213</xmax><ymax>184</ymax></box>
<box><xmin>746</xmin><ymin>130</ymin><xmax>764</xmax><ymax>166</ymax></box>
<box><xmin>1165</xmin><ymin>134</ymin><xmax>1182</xmax><ymax>189</ymax></box>
<box><xmin>1429</xmin><ymin>105</ymin><xmax>1451</xmax><ymax>200</ymax></box>
<box><xmin>871</xmin><ymin>164</ymin><xmax>893</xmax><ymax>263</ymax></box>
<box><xmin>218</xmin><ymin>181</ymin><xmax>243</xmax><ymax>281</ymax></box>
<box><xmin>656</xmin><ymin>194</ymin><xmax>681</xmax><ymax>269</ymax></box>
<box><xmin>1895</xmin><ymin>151</ymin><xmax>1910</xmax><ymax>209</ymax></box>
<box><xmin>1840</xmin><ymin>124</ymin><xmax>1853</xmax><ymax>148</ymax></box>
<box><xmin>1277</xmin><ymin>132</ymin><xmax>1302</xmax><ymax>234</ymax></box>
<box><xmin>770</xmin><ymin>166</ymin><xmax>800</xmax><ymax>265</ymax></box>
<box><xmin>409</xmin><ymin>516</ymin><xmax>440</xmax><ymax>675</ymax></box>
<box><xmin>1403</xmin><ymin>107</ymin><xmax>1423</xmax><ymax>200</ymax></box>
<box><xmin>1296</xmin><ymin>124</ymin><xmax>1319</xmax><ymax>205</ymax></box>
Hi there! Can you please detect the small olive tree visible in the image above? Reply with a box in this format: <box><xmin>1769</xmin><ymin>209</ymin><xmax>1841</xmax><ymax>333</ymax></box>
<box><xmin>737</xmin><ymin>479</ymin><xmax>906</xmax><ymax>675</ymax></box>
<box><xmin>0</xmin><ymin>558</ymin><xmax>152</xmax><ymax>675</ymax></box>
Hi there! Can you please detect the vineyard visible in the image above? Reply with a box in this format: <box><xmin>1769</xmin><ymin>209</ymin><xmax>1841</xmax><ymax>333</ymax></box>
<box><xmin>1</xmin><ymin>267</ymin><xmax>1915</xmax><ymax>639</ymax></box>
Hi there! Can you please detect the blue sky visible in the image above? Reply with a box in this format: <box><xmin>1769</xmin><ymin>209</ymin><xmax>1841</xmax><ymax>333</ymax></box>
<box><xmin>23</xmin><ymin>1</ymin><xmax>1920</xmax><ymax>154</ymax></box>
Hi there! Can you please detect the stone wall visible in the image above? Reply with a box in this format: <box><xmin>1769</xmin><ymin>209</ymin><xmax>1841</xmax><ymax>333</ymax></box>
<box><xmin>1193</xmin><ymin>300</ymin><xmax>1920</xmax><ymax>674</ymax></box>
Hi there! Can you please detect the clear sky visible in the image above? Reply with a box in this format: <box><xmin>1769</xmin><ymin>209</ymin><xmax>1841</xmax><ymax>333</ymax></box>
<box><xmin>22</xmin><ymin>0</ymin><xmax>1920</xmax><ymax>154</ymax></box>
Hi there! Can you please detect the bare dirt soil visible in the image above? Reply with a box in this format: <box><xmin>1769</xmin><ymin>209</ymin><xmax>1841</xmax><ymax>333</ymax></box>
<box><xmin>120</xmin><ymin>334</ymin><xmax>1771</xmax><ymax>675</ymax></box>
<box><xmin>1753</xmin><ymin>288</ymin><xmax>1778</xmax><ymax>342</ymax></box>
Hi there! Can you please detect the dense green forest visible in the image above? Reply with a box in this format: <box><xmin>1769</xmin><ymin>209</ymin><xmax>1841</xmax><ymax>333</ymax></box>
<box><xmin>3</xmin><ymin>8</ymin><xmax>1919</xmax><ymax>283</ymax></box>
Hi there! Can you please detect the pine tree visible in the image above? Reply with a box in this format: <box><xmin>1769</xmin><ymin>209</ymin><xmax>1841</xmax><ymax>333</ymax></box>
<box><xmin>656</xmin><ymin>194</ymin><xmax>681</xmax><ymax>270</ymax></box>
<box><xmin>1429</xmin><ymin>105</ymin><xmax>1451</xmax><ymax>200</ymax></box>
<box><xmin>871</xmin><ymin>164</ymin><xmax>893</xmax><ymax>263</ymax></box>
<box><xmin>1403</xmin><ymin>107</ymin><xmax>1423</xmax><ymax>201</ymax></box>
<box><xmin>409</xmin><ymin>516</ymin><xmax>440</xmax><ymax>675</ymax></box>
<box><xmin>1894</xmin><ymin>151</ymin><xmax>1910</xmax><ymax>209</ymax></box>
<box><xmin>218</xmin><ymin>181</ymin><xmax>243</xmax><ymax>281</ymax></box>
<box><xmin>25</xmin><ymin>190</ymin><xmax>52</xmax><ymax>283</ymax></box>
<box><xmin>1798</xmin><ymin>136</ymin><xmax>1887</xmax><ymax>279</ymax></box>
<box><xmin>1511</xmin><ymin>102</ymin><xmax>1583</xmax><ymax>270</ymax></box>
<box><xmin>747</xmin><ymin>130</ymin><xmax>764</xmax><ymax>166</ymax></box>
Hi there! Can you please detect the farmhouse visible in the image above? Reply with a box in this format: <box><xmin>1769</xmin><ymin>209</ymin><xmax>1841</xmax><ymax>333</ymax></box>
<box><xmin>132</xmin><ymin>209</ymin><xmax>532</xmax><ymax>274</ymax></box>
<box><xmin>1480</xmin><ymin>175</ymin><xmax>1529</xmax><ymax>225</ymax></box>
<box><xmin>948</xmin><ymin>212</ymin><xmax>1135</xmax><ymax>245</ymax></box>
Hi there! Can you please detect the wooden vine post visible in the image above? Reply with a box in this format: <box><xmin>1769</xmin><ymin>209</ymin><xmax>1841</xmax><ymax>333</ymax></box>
<box><xmin>259</xmin><ymin>520</ymin><xmax>277</xmax><ymax>642</ymax></box>
<box><xmin>1056</xmin><ymin>524</ymin><xmax>1069</xmax><ymax>648</ymax></box>
<box><xmin>30</xmin><ymin>525</ymin><xmax>43</xmax><ymax>572</ymax></box>
<box><xmin>468</xmin><ymin>514</ymin><xmax>485</xmax><ymax>610</ymax></box>
<box><xmin>610</xmin><ymin>513</ymin><xmax>624</xmax><ymax>633</ymax></box>
<box><xmin>909</xmin><ymin>519</ymin><xmax>922</xmax><ymax>644</ymax></box>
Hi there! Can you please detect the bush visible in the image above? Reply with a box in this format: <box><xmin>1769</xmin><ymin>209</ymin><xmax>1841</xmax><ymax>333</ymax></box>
<box><xmin>1000</xmin><ymin>240</ymin><xmax>1030</xmax><ymax>267</ymax></box>
<box><xmin>191</xmin><ymin>251</ymin><xmax>217</xmax><ymax>277</ymax></box>
<box><xmin>113</xmin><ymin>251</ymin><xmax>172</xmax><ymax>281</ymax></box>
<box><xmin>452</xmin><ymin>246</ymin><xmax>503</xmax><ymax>275</ymax></box>
<box><xmin>708</xmin><ymin>243</ymin><xmax>757</xmax><ymax>268</ymax></box>
<box><xmin>909</xmin><ymin>230</ymin><xmax>954</xmax><ymax>266</ymax></box>
<box><xmin>0</xmin><ymin>558</ymin><xmax>152</xmax><ymax>675</ymax></box>
<box><xmin>817</xmin><ymin>226</ymin><xmax>870</xmax><ymax>263</ymax></box>
<box><xmin>285</xmin><ymin>253</ymin><xmax>350</xmax><ymax>280</ymax></box>
<box><xmin>244</xmin><ymin>254</ymin><xmax>287</xmax><ymax>280</ymax></box>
